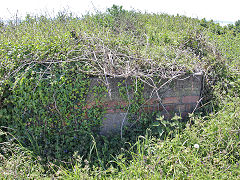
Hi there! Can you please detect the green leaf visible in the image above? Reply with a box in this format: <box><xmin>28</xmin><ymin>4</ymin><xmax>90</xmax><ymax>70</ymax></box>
<box><xmin>152</xmin><ymin>121</ymin><xmax>160</xmax><ymax>126</ymax></box>
<box><xmin>156</xmin><ymin>116</ymin><xmax>164</xmax><ymax>121</ymax></box>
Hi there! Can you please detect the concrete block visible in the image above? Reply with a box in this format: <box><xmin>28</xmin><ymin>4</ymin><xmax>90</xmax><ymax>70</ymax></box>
<box><xmin>83</xmin><ymin>73</ymin><xmax>203</xmax><ymax>135</ymax></box>
<box><xmin>100</xmin><ymin>112</ymin><xmax>128</xmax><ymax>135</ymax></box>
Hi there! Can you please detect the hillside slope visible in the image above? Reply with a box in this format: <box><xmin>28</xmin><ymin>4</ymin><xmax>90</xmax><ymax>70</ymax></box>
<box><xmin>1</xmin><ymin>5</ymin><xmax>240</xmax><ymax>179</ymax></box>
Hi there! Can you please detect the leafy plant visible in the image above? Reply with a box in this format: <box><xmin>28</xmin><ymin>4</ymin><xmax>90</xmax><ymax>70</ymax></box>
<box><xmin>1</xmin><ymin>4</ymin><xmax>240</xmax><ymax>179</ymax></box>
<box><xmin>151</xmin><ymin>114</ymin><xmax>183</xmax><ymax>138</ymax></box>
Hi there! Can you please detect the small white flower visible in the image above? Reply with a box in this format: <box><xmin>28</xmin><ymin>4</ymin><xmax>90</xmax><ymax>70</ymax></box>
<box><xmin>194</xmin><ymin>144</ymin><xmax>199</xmax><ymax>149</ymax></box>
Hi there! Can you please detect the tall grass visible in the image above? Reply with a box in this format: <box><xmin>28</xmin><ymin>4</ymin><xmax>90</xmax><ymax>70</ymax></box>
<box><xmin>1</xmin><ymin>5</ymin><xmax>240</xmax><ymax>179</ymax></box>
<box><xmin>59</xmin><ymin>97</ymin><xmax>240</xmax><ymax>179</ymax></box>
<box><xmin>0</xmin><ymin>129</ymin><xmax>46</xmax><ymax>179</ymax></box>
<box><xmin>3</xmin><ymin>95</ymin><xmax>239</xmax><ymax>179</ymax></box>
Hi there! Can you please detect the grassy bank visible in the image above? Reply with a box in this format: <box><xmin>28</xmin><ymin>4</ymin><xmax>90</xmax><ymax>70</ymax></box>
<box><xmin>1</xmin><ymin>96</ymin><xmax>240</xmax><ymax>179</ymax></box>
<box><xmin>1</xmin><ymin>5</ymin><xmax>240</xmax><ymax>179</ymax></box>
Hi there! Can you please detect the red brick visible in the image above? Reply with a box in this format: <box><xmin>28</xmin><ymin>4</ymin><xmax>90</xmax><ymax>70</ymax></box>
<box><xmin>162</xmin><ymin>97</ymin><xmax>180</xmax><ymax>104</ymax></box>
<box><xmin>143</xmin><ymin>106</ymin><xmax>150</xmax><ymax>112</ymax></box>
<box><xmin>142</xmin><ymin>105</ymin><xmax>161</xmax><ymax>112</ymax></box>
<box><xmin>157</xmin><ymin>106</ymin><xmax>164</xmax><ymax>111</ymax></box>
<box><xmin>145</xmin><ymin>98</ymin><xmax>159</xmax><ymax>105</ymax></box>
<box><xmin>105</xmin><ymin>101</ymin><xmax>119</xmax><ymax>108</ymax></box>
<box><xmin>106</xmin><ymin>109</ymin><xmax>115</xmax><ymax>113</ymax></box>
<box><xmin>182</xmin><ymin>96</ymin><xmax>199</xmax><ymax>103</ymax></box>
<box><xmin>115</xmin><ymin>109</ymin><xmax>125</xmax><ymax>113</ymax></box>
<box><xmin>147</xmin><ymin>106</ymin><xmax>155</xmax><ymax>112</ymax></box>
<box><xmin>165</xmin><ymin>105</ymin><xmax>175</xmax><ymax>111</ymax></box>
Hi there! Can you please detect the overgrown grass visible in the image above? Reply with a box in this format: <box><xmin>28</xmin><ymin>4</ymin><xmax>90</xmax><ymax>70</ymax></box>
<box><xmin>0</xmin><ymin>129</ymin><xmax>46</xmax><ymax>179</ymax></box>
<box><xmin>1</xmin><ymin>96</ymin><xmax>240</xmax><ymax>179</ymax></box>
<box><xmin>1</xmin><ymin>5</ymin><xmax>240</xmax><ymax>179</ymax></box>
<box><xmin>0</xmin><ymin>5</ymin><xmax>223</xmax><ymax>80</ymax></box>
<box><xmin>56</xmin><ymin>97</ymin><xmax>240</xmax><ymax>179</ymax></box>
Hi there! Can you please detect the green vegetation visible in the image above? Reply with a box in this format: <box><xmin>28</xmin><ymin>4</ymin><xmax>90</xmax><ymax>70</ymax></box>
<box><xmin>1</xmin><ymin>5</ymin><xmax>240</xmax><ymax>179</ymax></box>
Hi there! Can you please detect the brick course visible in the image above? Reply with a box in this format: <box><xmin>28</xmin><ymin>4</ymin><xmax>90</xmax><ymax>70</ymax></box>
<box><xmin>182</xmin><ymin>96</ymin><xmax>199</xmax><ymax>103</ymax></box>
<box><xmin>162</xmin><ymin>97</ymin><xmax>180</xmax><ymax>104</ymax></box>
<box><xmin>84</xmin><ymin>73</ymin><xmax>202</xmax><ymax>135</ymax></box>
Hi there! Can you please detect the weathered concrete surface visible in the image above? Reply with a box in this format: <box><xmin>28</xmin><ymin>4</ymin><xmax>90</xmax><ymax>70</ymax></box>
<box><xmin>100</xmin><ymin>112</ymin><xmax>128</xmax><ymax>135</ymax></box>
<box><xmin>85</xmin><ymin>73</ymin><xmax>203</xmax><ymax>135</ymax></box>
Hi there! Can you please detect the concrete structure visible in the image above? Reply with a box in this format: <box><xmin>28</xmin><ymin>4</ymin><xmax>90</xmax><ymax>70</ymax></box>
<box><xmin>85</xmin><ymin>73</ymin><xmax>203</xmax><ymax>135</ymax></box>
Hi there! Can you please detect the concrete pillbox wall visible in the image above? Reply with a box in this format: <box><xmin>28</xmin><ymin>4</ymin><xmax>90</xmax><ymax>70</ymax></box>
<box><xmin>85</xmin><ymin>73</ymin><xmax>203</xmax><ymax>135</ymax></box>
